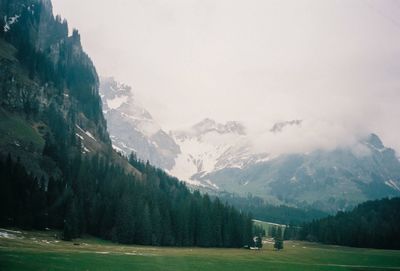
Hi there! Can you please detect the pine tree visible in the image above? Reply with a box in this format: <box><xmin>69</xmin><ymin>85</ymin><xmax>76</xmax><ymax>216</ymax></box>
<box><xmin>141</xmin><ymin>203</ymin><xmax>152</xmax><ymax>245</ymax></box>
<box><xmin>114</xmin><ymin>193</ymin><xmax>136</xmax><ymax>244</ymax></box>
<box><xmin>151</xmin><ymin>206</ymin><xmax>162</xmax><ymax>246</ymax></box>
<box><xmin>63</xmin><ymin>196</ymin><xmax>80</xmax><ymax>241</ymax></box>
<box><xmin>274</xmin><ymin>227</ymin><xmax>284</xmax><ymax>250</ymax></box>
<box><xmin>255</xmin><ymin>236</ymin><xmax>263</xmax><ymax>248</ymax></box>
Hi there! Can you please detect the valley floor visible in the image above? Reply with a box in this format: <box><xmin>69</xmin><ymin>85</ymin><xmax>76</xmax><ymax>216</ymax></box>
<box><xmin>1</xmin><ymin>228</ymin><xmax>400</xmax><ymax>271</ymax></box>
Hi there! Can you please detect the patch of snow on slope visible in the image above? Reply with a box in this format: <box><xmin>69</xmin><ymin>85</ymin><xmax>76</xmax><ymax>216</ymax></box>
<box><xmin>75</xmin><ymin>125</ymin><xmax>97</xmax><ymax>142</ymax></box>
<box><xmin>205</xmin><ymin>179</ymin><xmax>219</xmax><ymax>189</ymax></box>
<box><xmin>85</xmin><ymin>131</ymin><xmax>97</xmax><ymax>142</ymax></box>
<box><xmin>168</xmin><ymin>149</ymin><xmax>199</xmax><ymax>182</ymax></box>
<box><xmin>107</xmin><ymin>95</ymin><xmax>128</xmax><ymax>109</ymax></box>
<box><xmin>385</xmin><ymin>180</ymin><xmax>400</xmax><ymax>191</ymax></box>
<box><xmin>112</xmin><ymin>144</ymin><xmax>124</xmax><ymax>153</ymax></box>
<box><xmin>256</xmin><ymin>155</ymin><xmax>272</xmax><ymax>164</ymax></box>
<box><xmin>170</xmin><ymin>134</ymin><xmax>223</xmax><ymax>179</ymax></box>
<box><xmin>75</xmin><ymin>133</ymin><xmax>84</xmax><ymax>141</ymax></box>
<box><xmin>0</xmin><ymin>229</ymin><xmax>21</xmax><ymax>239</ymax></box>
<box><xmin>3</xmin><ymin>15</ymin><xmax>20</xmax><ymax>32</ymax></box>
<box><xmin>170</xmin><ymin>130</ymin><xmax>247</xmax><ymax>184</ymax></box>
<box><xmin>76</xmin><ymin>125</ymin><xmax>85</xmax><ymax>133</ymax></box>
<box><xmin>0</xmin><ymin>232</ymin><xmax>16</xmax><ymax>239</ymax></box>
<box><xmin>110</xmin><ymin>137</ymin><xmax>138</xmax><ymax>155</ymax></box>
<box><xmin>184</xmin><ymin>178</ymin><xmax>208</xmax><ymax>188</ymax></box>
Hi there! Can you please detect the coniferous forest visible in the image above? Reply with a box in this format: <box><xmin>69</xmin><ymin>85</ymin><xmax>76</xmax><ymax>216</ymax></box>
<box><xmin>0</xmin><ymin>152</ymin><xmax>253</xmax><ymax>247</ymax></box>
<box><xmin>300</xmin><ymin>197</ymin><xmax>400</xmax><ymax>249</ymax></box>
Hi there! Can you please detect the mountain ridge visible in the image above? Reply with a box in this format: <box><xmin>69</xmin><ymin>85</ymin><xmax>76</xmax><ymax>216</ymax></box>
<box><xmin>98</xmin><ymin>78</ymin><xmax>400</xmax><ymax>212</ymax></box>
<box><xmin>99</xmin><ymin>77</ymin><xmax>180</xmax><ymax>170</ymax></box>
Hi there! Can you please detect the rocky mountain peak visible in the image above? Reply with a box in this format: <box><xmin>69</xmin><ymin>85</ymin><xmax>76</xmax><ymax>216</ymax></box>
<box><xmin>100</xmin><ymin>76</ymin><xmax>131</xmax><ymax>98</ymax></box>
<box><xmin>99</xmin><ymin>77</ymin><xmax>180</xmax><ymax>170</ymax></box>
<box><xmin>178</xmin><ymin>118</ymin><xmax>246</xmax><ymax>139</ymax></box>
<box><xmin>366</xmin><ymin>133</ymin><xmax>385</xmax><ymax>149</ymax></box>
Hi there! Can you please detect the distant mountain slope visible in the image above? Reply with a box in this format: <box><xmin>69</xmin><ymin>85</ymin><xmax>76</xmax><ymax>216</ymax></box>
<box><xmin>99</xmin><ymin>78</ymin><xmax>400</xmax><ymax>212</ymax></box>
<box><xmin>99</xmin><ymin>77</ymin><xmax>180</xmax><ymax>170</ymax></box>
<box><xmin>200</xmin><ymin>134</ymin><xmax>400</xmax><ymax>212</ymax></box>
<box><xmin>170</xmin><ymin>118</ymin><xmax>268</xmax><ymax>187</ymax></box>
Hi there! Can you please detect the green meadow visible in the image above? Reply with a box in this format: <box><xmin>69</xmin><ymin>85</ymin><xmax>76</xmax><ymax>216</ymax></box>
<box><xmin>1</xmin><ymin>228</ymin><xmax>400</xmax><ymax>271</ymax></box>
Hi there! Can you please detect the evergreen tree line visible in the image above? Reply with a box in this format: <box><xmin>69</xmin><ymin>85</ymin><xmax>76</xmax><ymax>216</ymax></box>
<box><xmin>299</xmin><ymin>198</ymin><xmax>400</xmax><ymax>249</ymax></box>
<box><xmin>0</xmin><ymin>154</ymin><xmax>47</xmax><ymax>229</ymax></box>
<box><xmin>217</xmin><ymin>193</ymin><xmax>328</xmax><ymax>225</ymax></box>
<box><xmin>0</xmin><ymin>153</ymin><xmax>254</xmax><ymax>247</ymax></box>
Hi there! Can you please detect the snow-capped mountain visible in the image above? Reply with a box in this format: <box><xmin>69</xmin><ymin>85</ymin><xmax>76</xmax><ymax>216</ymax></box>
<box><xmin>99</xmin><ymin>78</ymin><xmax>272</xmax><ymax>186</ymax></box>
<box><xmin>99</xmin><ymin>77</ymin><xmax>180</xmax><ymax>170</ymax></box>
<box><xmin>198</xmin><ymin>133</ymin><xmax>400</xmax><ymax>212</ymax></box>
<box><xmin>99</xmin><ymin>78</ymin><xmax>400</xmax><ymax>212</ymax></box>
<box><xmin>169</xmin><ymin>118</ymin><xmax>269</xmax><ymax>187</ymax></box>
<box><xmin>170</xmin><ymin>120</ymin><xmax>400</xmax><ymax>212</ymax></box>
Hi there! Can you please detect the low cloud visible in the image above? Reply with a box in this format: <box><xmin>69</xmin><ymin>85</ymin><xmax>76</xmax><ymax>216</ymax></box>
<box><xmin>249</xmin><ymin>119</ymin><xmax>369</xmax><ymax>156</ymax></box>
<box><xmin>52</xmin><ymin>0</ymin><xmax>400</xmax><ymax>155</ymax></box>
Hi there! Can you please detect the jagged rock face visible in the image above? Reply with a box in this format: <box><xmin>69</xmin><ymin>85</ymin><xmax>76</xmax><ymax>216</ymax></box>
<box><xmin>174</xmin><ymin>118</ymin><xmax>246</xmax><ymax>141</ymax></box>
<box><xmin>99</xmin><ymin>77</ymin><xmax>180</xmax><ymax>170</ymax></box>
<box><xmin>0</xmin><ymin>0</ymin><xmax>111</xmax><ymax>178</ymax></box>
<box><xmin>99</xmin><ymin>78</ymin><xmax>265</xmax><ymax>184</ymax></box>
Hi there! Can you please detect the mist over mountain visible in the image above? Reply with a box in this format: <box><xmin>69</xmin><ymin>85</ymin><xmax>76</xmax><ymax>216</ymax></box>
<box><xmin>200</xmin><ymin>133</ymin><xmax>400</xmax><ymax>212</ymax></box>
<box><xmin>100</xmin><ymin>78</ymin><xmax>400</xmax><ymax>212</ymax></box>
<box><xmin>99</xmin><ymin>77</ymin><xmax>180</xmax><ymax>170</ymax></box>
<box><xmin>52</xmin><ymin>0</ymin><xmax>400</xmax><ymax>157</ymax></box>
<box><xmin>270</xmin><ymin>120</ymin><xmax>302</xmax><ymax>133</ymax></box>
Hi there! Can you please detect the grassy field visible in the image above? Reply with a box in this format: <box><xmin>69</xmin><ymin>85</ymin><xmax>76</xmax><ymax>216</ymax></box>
<box><xmin>0</xmin><ymin>228</ymin><xmax>400</xmax><ymax>271</ymax></box>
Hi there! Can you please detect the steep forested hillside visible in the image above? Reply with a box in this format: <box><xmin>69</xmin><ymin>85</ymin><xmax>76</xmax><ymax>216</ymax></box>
<box><xmin>300</xmin><ymin>197</ymin><xmax>400</xmax><ymax>249</ymax></box>
<box><xmin>0</xmin><ymin>153</ymin><xmax>253</xmax><ymax>247</ymax></box>
<box><xmin>0</xmin><ymin>0</ymin><xmax>253</xmax><ymax>247</ymax></box>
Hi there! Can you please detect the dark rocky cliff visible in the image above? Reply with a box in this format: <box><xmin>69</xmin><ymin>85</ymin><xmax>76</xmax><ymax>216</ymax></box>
<box><xmin>0</xmin><ymin>0</ymin><xmax>138</xmax><ymax>179</ymax></box>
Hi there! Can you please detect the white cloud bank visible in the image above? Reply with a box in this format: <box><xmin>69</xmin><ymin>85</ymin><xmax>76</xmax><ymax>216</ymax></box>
<box><xmin>52</xmin><ymin>0</ymin><xmax>400</xmax><ymax>154</ymax></box>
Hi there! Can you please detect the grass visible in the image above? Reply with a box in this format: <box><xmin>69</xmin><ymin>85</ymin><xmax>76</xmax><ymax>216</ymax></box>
<box><xmin>0</xmin><ymin>108</ymin><xmax>45</xmax><ymax>151</ymax></box>
<box><xmin>1</xmin><ymin>229</ymin><xmax>400</xmax><ymax>271</ymax></box>
<box><xmin>0</xmin><ymin>39</ymin><xmax>17</xmax><ymax>61</ymax></box>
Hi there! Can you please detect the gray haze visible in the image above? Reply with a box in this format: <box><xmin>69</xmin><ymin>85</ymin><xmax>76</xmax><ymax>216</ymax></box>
<box><xmin>52</xmin><ymin>0</ymin><xmax>400</xmax><ymax>155</ymax></box>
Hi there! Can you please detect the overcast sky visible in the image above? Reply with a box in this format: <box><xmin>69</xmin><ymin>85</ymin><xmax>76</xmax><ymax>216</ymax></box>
<box><xmin>52</xmin><ymin>0</ymin><xmax>400</xmax><ymax>154</ymax></box>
